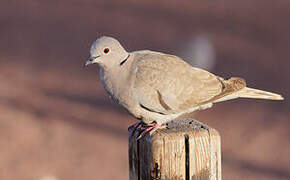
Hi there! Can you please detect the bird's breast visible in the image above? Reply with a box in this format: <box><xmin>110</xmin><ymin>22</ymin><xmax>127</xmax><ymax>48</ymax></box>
<box><xmin>99</xmin><ymin>67</ymin><xmax>138</xmax><ymax>111</ymax></box>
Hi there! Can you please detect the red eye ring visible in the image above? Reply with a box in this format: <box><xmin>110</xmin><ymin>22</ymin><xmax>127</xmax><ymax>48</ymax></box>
<box><xmin>104</xmin><ymin>48</ymin><xmax>110</xmax><ymax>54</ymax></box>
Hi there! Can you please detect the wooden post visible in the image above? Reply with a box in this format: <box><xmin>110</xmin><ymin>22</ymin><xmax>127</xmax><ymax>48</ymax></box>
<box><xmin>129</xmin><ymin>118</ymin><xmax>221</xmax><ymax>180</ymax></box>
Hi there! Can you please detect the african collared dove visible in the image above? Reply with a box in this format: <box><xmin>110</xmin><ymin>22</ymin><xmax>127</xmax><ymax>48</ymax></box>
<box><xmin>85</xmin><ymin>36</ymin><xmax>283</xmax><ymax>126</ymax></box>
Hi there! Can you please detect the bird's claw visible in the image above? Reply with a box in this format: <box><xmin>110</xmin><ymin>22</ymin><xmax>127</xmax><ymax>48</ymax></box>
<box><xmin>136</xmin><ymin>122</ymin><xmax>166</xmax><ymax>140</ymax></box>
<box><xmin>128</xmin><ymin>121</ymin><xmax>143</xmax><ymax>134</ymax></box>
<box><xmin>129</xmin><ymin>121</ymin><xmax>167</xmax><ymax>140</ymax></box>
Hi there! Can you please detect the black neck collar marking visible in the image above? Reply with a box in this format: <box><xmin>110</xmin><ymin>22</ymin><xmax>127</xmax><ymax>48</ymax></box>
<box><xmin>120</xmin><ymin>54</ymin><xmax>130</xmax><ymax>66</ymax></box>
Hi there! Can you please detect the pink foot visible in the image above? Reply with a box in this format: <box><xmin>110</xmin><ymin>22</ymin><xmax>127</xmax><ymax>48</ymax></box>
<box><xmin>137</xmin><ymin>122</ymin><xmax>166</xmax><ymax>140</ymax></box>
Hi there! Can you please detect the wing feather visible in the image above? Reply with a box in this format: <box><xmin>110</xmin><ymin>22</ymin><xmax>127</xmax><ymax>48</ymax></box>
<box><xmin>134</xmin><ymin>52</ymin><xmax>223</xmax><ymax>113</ymax></box>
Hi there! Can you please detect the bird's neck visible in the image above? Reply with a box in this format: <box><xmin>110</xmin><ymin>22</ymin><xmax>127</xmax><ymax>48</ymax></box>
<box><xmin>99</xmin><ymin>53</ymin><xmax>135</xmax><ymax>100</ymax></box>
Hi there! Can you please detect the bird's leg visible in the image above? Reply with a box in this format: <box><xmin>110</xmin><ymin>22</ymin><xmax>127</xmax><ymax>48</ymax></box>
<box><xmin>137</xmin><ymin>122</ymin><xmax>166</xmax><ymax>140</ymax></box>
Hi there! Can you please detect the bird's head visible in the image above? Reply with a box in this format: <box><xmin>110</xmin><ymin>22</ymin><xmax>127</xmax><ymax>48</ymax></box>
<box><xmin>85</xmin><ymin>36</ymin><xmax>129</xmax><ymax>68</ymax></box>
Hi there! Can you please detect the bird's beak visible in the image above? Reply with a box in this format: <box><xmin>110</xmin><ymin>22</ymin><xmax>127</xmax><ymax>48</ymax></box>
<box><xmin>85</xmin><ymin>55</ymin><xmax>100</xmax><ymax>66</ymax></box>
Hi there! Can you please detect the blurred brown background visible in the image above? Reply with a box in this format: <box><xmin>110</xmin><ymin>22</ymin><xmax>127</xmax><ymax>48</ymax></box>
<box><xmin>0</xmin><ymin>0</ymin><xmax>289</xmax><ymax>180</ymax></box>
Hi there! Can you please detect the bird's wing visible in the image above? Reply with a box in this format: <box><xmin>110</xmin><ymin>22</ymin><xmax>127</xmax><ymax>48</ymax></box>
<box><xmin>134</xmin><ymin>53</ymin><xmax>226</xmax><ymax>114</ymax></box>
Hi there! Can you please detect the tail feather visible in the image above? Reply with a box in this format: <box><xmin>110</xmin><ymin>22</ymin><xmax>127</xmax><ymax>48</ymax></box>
<box><xmin>237</xmin><ymin>87</ymin><xmax>284</xmax><ymax>100</ymax></box>
<box><xmin>213</xmin><ymin>77</ymin><xmax>284</xmax><ymax>103</ymax></box>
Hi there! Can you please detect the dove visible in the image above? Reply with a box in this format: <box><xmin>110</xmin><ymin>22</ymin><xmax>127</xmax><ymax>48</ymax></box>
<box><xmin>85</xmin><ymin>36</ymin><xmax>283</xmax><ymax>134</ymax></box>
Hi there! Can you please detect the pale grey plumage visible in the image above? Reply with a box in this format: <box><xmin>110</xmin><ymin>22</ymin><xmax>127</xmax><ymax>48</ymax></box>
<box><xmin>85</xmin><ymin>36</ymin><xmax>284</xmax><ymax>125</ymax></box>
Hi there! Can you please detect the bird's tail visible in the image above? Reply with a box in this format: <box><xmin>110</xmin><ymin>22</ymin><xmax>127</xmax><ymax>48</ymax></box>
<box><xmin>213</xmin><ymin>77</ymin><xmax>284</xmax><ymax>103</ymax></box>
<box><xmin>237</xmin><ymin>87</ymin><xmax>284</xmax><ymax>100</ymax></box>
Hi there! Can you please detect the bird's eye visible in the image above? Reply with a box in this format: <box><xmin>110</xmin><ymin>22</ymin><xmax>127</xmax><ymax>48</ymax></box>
<box><xmin>104</xmin><ymin>48</ymin><xmax>110</xmax><ymax>54</ymax></box>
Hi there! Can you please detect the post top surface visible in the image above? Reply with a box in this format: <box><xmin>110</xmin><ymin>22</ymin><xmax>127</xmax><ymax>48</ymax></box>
<box><xmin>131</xmin><ymin>118</ymin><xmax>220</xmax><ymax>141</ymax></box>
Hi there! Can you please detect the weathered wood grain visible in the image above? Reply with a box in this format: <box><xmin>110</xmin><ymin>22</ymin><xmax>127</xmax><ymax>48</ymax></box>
<box><xmin>129</xmin><ymin>119</ymin><xmax>221</xmax><ymax>180</ymax></box>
